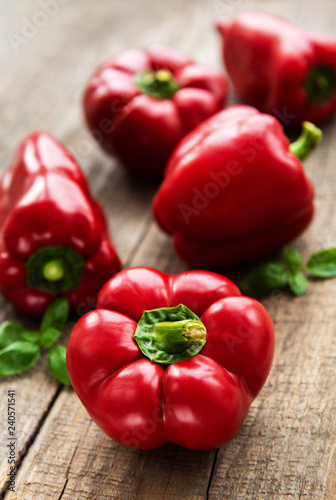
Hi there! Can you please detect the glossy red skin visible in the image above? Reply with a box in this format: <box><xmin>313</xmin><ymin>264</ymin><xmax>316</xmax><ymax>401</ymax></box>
<box><xmin>217</xmin><ymin>12</ymin><xmax>336</xmax><ymax>125</ymax></box>
<box><xmin>152</xmin><ymin>105</ymin><xmax>315</xmax><ymax>267</ymax></box>
<box><xmin>0</xmin><ymin>132</ymin><xmax>121</xmax><ymax>317</ymax></box>
<box><xmin>67</xmin><ymin>267</ymin><xmax>275</xmax><ymax>450</ymax></box>
<box><xmin>83</xmin><ymin>45</ymin><xmax>228</xmax><ymax>178</ymax></box>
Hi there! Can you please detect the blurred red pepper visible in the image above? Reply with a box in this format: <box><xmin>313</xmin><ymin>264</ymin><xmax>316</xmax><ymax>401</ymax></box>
<box><xmin>153</xmin><ymin>105</ymin><xmax>321</xmax><ymax>267</ymax></box>
<box><xmin>0</xmin><ymin>132</ymin><xmax>121</xmax><ymax>317</ymax></box>
<box><xmin>83</xmin><ymin>44</ymin><xmax>228</xmax><ymax>178</ymax></box>
<box><xmin>217</xmin><ymin>12</ymin><xmax>336</xmax><ymax>125</ymax></box>
<box><xmin>67</xmin><ymin>267</ymin><xmax>274</xmax><ymax>450</ymax></box>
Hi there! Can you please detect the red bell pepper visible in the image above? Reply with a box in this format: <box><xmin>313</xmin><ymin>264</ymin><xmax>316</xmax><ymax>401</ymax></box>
<box><xmin>67</xmin><ymin>267</ymin><xmax>274</xmax><ymax>450</ymax></box>
<box><xmin>153</xmin><ymin>105</ymin><xmax>321</xmax><ymax>267</ymax></box>
<box><xmin>0</xmin><ymin>132</ymin><xmax>121</xmax><ymax>317</ymax></box>
<box><xmin>83</xmin><ymin>44</ymin><xmax>228</xmax><ymax>178</ymax></box>
<box><xmin>217</xmin><ymin>12</ymin><xmax>336</xmax><ymax>125</ymax></box>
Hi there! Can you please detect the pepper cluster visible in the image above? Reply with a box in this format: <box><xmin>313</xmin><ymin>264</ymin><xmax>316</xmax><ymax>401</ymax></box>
<box><xmin>1</xmin><ymin>10</ymin><xmax>336</xmax><ymax>452</ymax></box>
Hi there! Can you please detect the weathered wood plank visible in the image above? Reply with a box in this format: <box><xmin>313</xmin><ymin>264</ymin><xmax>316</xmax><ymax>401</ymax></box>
<box><xmin>0</xmin><ymin>0</ymin><xmax>163</xmax><ymax>494</ymax></box>
<box><xmin>10</xmin><ymin>391</ymin><xmax>215</xmax><ymax>500</ymax></box>
<box><xmin>0</xmin><ymin>0</ymin><xmax>336</xmax><ymax>499</ymax></box>
<box><xmin>208</xmin><ymin>304</ymin><xmax>336</xmax><ymax>499</ymax></box>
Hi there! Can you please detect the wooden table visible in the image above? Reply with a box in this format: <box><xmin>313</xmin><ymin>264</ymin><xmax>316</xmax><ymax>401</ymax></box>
<box><xmin>0</xmin><ymin>0</ymin><xmax>335</xmax><ymax>498</ymax></box>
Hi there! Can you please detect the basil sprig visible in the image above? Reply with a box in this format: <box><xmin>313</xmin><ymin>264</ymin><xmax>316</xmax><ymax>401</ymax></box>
<box><xmin>0</xmin><ymin>298</ymin><xmax>71</xmax><ymax>385</ymax></box>
<box><xmin>306</xmin><ymin>248</ymin><xmax>336</xmax><ymax>278</ymax></box>
<box><xmin>241</xmin><ymin>246</ymin><xmax>336</xmax><ymax>298</ymax></box>
<box><xmin>47</xmin><ymin>345</ymin><xmax>71</xmax><ymax>386</ymax></box>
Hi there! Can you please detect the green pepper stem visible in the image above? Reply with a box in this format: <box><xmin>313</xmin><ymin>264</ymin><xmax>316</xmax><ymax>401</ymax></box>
<box><xmin>305</xmin><ymin>65</ymin><xmax>336</xmax><ymax>105</ymax></box>
<box><xmin>290</xmin><ymin>121</ymin><xmax>322</xmax><ymax>161</ymax></box>
<box><xmin>26</xmin><ymin>245</ymin><xmax>85</xmax><ymax>294</ymax></box>
<box><xmin>153</xmin><ymin>319</ymin><xmax>206</xmax><ymax>354</ymax></box>
<box><xmin>43</xmin><ymin>259</ymin><xmax>65</xmax><ymax>282</ymax></box>
<box><xmin>133</xmin><ymin>304</ymin><xmax>207</xmax><ymax>365</ymax></box>
<box><xmin>135</xmin><ymin>69</ymin><xmax>180</xmax><ymax>99</ymax></box>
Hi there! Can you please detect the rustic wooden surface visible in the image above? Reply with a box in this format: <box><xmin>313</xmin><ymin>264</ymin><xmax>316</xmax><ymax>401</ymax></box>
<box><xmin>0</xmin><ymin>0</ymin><xmax>336</xmax><ymax>498</ymax></box>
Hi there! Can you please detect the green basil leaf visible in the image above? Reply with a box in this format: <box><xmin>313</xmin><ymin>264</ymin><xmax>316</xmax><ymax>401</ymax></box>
<box><xmin>0</xmin><ymin>342</ymin><xmax>40</xmax><ymax>376</ymax></box>
<box><xmin>288</xmin><ymin>272</ymin><xmax>309</xmax><ymax>296</ymax></box>
<box><xmin>20</xmin><ymin>331</ymin><xmax>40</xmax><ymax>344</ymax></box>
<box><xmin>47</xmin><ymin>345</ymin><xmax>71</xmax><ymax>386</ymax></box>
<box><xmin>0</xmin><ymin>322</ymin><xmax>26</xmax><ymax>349</ymax></box>
<box><xmin>0</xmin><ymin>322</ymin><xmax>40</xmax><ymax>350</ymax></box>
<box><xmin>241</xmin><ymin>263</ymin><xmax>289</xmax><ymax>297</ymax></box>
<box><xmin>282</xmin><ymin>245</ymin><xmax>303</xmax><ymax>273</ymax></box>
<box><xmin>306</xmin><ymin>247</ymin><xmax>336</xmax><ymax>278</ymax></box>
<box><xmin>41</xmin><ymin>298</ymin><xmax>69</xmax><ymax>333</ymax></box>
<box><xmin>39</xmin><ymin>328</ymin><xmax>62</xmax><ymax>348</ymax></box>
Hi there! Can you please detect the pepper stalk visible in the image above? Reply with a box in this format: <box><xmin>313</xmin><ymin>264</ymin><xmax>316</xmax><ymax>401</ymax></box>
<box><xmin>290</xmin><ymin>121</ymin><xmax>322</xmax><ymax>161</ymax></box>
<box><xmin>134</xmin><ymin>304</ymin><xmax>207</xmax><ymax>365</ymax></box>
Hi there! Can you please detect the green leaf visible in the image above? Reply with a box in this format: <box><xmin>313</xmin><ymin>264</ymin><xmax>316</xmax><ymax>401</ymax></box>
<box><xmin>41</xmin><ymin>298</ymin><xmax>69</xmax><ymax>333</ymax></box>
<box><xmin>47</xmin><ymin>345</ymin><xmax>71</xmax><ymax>386</ymax></box>
<box><xmin>39</xmin><ymin>328</ymin><xmax>62</xmax><ymax>348</ymax></box>
<box><xmin>0</xmin><ymin>322</ymin><xmax>26</xmax><ymax>349</ymax></box>
<box><xmin>0</xmin><ymin>322</ymin><xmax>41</xmax><ymax>351</ymax></box>
<box><xmin>288</xmin><ymin>272</ymin><xmax>309</xmax><ymax>296</ymax></box>
<box><xmin>21</xmin><ymin>331</ymin><xmax>40</xmax><ymax>344</ymax></box>
<box><xmin>283</xmin><ymin>245</ymin><xmax>303</xmax><ymax>273</ymax></box>
<box><xmin>0</xmin><ymin>341</ymin><xmax>40</xmax><ymax>376</ymax></box>
<box><xmin>306</xmin><ymin>247</ymin><xmax>336</xmax><ymax>278</ymax></box>
<box><xmin>241</xmin><ymin>263</ymin><xmax>289</xmax><ymax>297</ymax></box>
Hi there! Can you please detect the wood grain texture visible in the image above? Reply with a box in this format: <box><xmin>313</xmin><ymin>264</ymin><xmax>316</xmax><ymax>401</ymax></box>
<box><xmin>0</xmin><ymin>0</ymin><xmax>336</xmax><ymax>498</ymax></box>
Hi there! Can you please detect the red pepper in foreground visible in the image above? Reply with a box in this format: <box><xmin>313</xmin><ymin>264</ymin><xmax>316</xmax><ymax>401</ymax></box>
<box><xmin>67</xmin><ymin>267</ymin><xmax>274</xmax><ymax>450</ymax></box>
<box><xmin>153</xmin><ymin>105</ymin><xmax>321</xmax><ymax>267</ymax></box>
<box><xmin>217</xmin><ymin>12</ymin><xmax>336</xmax><ymax>125</ymax></box>
<box><xmin>83</xmin><ymin>44</ymin><xmax>228</xmax><ymax>178</ymax></box>
<box><xmin>0</xmin><ymin>132</ymin><xmax>121</xmax><ymax>317</ymax></box>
